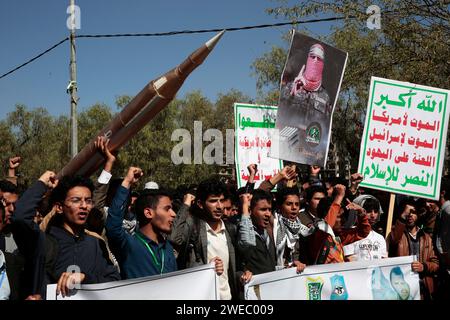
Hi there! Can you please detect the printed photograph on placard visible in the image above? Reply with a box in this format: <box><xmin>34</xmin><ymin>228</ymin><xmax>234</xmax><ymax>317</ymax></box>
<box><xmin>269</xmin><ymin>31</ymin><xmax>348</xmax><ymax>166</ymax></box>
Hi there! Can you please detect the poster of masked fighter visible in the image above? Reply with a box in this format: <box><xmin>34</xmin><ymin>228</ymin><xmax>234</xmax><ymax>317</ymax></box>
<box><xmin>269</xmin><ymin>31</ymin><xmax>348</xmax><ymax>166</ymax></box>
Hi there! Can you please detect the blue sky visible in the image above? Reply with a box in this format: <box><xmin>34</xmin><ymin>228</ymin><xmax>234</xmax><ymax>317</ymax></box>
<box><xmin>0</xmin><ymin>0</ymin><xmax>334</xmax><ymax>120</ymax></box>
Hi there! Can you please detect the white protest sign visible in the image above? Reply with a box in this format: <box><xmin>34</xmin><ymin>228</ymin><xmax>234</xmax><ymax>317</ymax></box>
<box><xmin>47</xmin><ymin>263</ymin><xmax>218</xmax><ymax>300</ymax></box>
<box><xmin>245</xmin><ymin>256</ymin><xmax>420</xmax><ymax>300</ymax></box>
<box><xmin>358</xmin><ymin>77</ymin><xmax>450</xmax><ymax>199</ymax></box>
<box><xmin>235</xmin><ymin>103</ymin><xmax>283</xmax><ymax>188</ymax></box>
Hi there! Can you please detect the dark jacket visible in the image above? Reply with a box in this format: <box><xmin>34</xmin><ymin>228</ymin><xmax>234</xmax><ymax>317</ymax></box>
<box><xmin>238</xmin><ymin>228</ymin><xmax>277</xmax><ymax>275</ymax></box>
<box><xmin>299</xmin><ymin>209</ymin><xmax>318</xmax><ymax>228</ymax></box>
<box><xmin>105</xmin><ymin>185</ymin><xmax>177</xmax><ymax>279</ymax></box>
<box><xmin>11</xmin><ymin>180</ymin><xmax>120</xmax><ymax>297</ymax></box>
<box><xmin>387</xmin><ymin>218</ymin><xmax>439</xmax><ymax>299</ymax></box>
<box><xmin>434</xmin><ymin>201</ymin><xmax>450</xmax><ymax>270</ymax></box>
<box><xmin>169</xmin><ymin>204</ymin><xmax>242</xmax><ymax>299</ymax></box>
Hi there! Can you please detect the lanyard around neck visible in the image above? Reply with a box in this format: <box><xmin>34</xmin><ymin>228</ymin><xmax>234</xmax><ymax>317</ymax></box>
<box><xmin>135</xmin><ymin>232</ymin><xmax>165</xmax><ymax>275</ymax></box>
<box><xmin>0</xmin><ymin>270</ymin><xmax>5</xmax><ymax>289</ymax></box>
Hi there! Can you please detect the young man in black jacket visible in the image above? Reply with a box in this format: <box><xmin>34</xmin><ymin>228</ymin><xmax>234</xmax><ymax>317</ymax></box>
<box><xmin>12</xmin><ymin>171</ymin><xmax>120</xmax><ymax>298</ymax></box>
<box><xmin>238</xmin><ymin>189</ymin><xmax>277</xmax><ymax>275</ymax></box>
<box><xmin>238</xmin><ymin>189</ymin><xmax>306</xmax><ymax>275</ymax></box>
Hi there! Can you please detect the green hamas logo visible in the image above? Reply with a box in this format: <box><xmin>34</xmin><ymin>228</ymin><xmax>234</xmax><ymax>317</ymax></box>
<box><xmin>305</xmin><ymin>122</ymin><xmax>321</xmax><ymax>146</ymax></box>
<box><xmin>306</xmin><ymin>276</ymin><xmax>324</xmax><ymax>300</ymax></box>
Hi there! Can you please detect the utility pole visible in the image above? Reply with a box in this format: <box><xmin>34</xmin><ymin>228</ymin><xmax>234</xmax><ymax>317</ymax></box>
<box><xmin>68</xmin><ymin>0</ymin><xmax>78</xmax><ymax>158</ymax></box>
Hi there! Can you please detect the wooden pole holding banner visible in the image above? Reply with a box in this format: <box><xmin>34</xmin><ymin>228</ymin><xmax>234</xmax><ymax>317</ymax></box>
<box><xmin>385</xmin><ymin>193</ymin><xmax>396</xmax><ymax>238</ymax></box>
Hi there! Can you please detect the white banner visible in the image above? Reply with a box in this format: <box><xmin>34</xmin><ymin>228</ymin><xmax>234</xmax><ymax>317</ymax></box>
<box><xmin>358</xmin><ymin>77</ymin><xmax>450</xmax><ymax>200</ymax></box>
<box><xmin>47</xmin><ymin>263</ymin><xmax>219</xmax><ymax>300</ymax></box>
<box><xmin>235</xmin><ymin>103</ymin><xmax>283</xmax><ymax>189</ymax></box>
<box><xmin>245</xmin><ymin>256</ymin><xmax>420</xmax><ymax>300</ymax></box>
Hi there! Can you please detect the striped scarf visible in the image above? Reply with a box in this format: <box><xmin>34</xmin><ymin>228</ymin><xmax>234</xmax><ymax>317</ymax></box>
<box><xmin>276</xmin><ymin>215</ymin><xmax>314</xmax><ymax>247</ymax></box>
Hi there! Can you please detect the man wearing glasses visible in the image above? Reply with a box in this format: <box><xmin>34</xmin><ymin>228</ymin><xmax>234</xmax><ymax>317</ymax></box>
<box><xmin>11</xmin><ymin>171</ymin><xmax>120</xmax><ymax>299</ymax></box>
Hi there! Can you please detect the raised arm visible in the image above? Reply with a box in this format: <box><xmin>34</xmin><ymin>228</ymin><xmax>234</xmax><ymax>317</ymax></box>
<box><xmin>340</xmin><ymin>199</ymin><xmax>371</xmax><ymax>245</ymax></box>
<box><xmin>169</xmin><ymin>192</ymin><xmax>195</xmax><ymax>246</ymax></box>
<box><xmin>105</xmin><ymin>167</ymin><xmax>142</xmax><ymax>249</ymax></box>
<box><xmin>244</xmin><ymin>164</ymin><xmax>257</xmax><ymax>193</ymax></box>
<box><xmin>387</xmin><ymin>212</ymin><xmax>408</xmax><ymax>246</ymax></box>
<box><xmin>238</xmin><ymin>193</ymin><xmax>256</xmax><ymax>247</ymax></box>
<box><xmin>259</xmin><ymin>165</ymin><xmax>297</xmax><ymax>192</ymax></box>
<box><xmin>308</xmin><ymin>165</ymin><xmax>321</xmax><ymax>185</ymax></box>
<box><xmin>13</xmin><ymin>171</ymin><xmax>57</xmax><ymax>228</ymax></box>
<box><xmin>6</xmin><ymin>156</ymin><xmax>21</xmax><ymax>186</ymax></box>
<box><xmin>325</xmin><ymin>184</ymin><xmax>346</xmax><ymax>227</ymax></box>
<box><xmin>92</xmin><ymin>136</ymin><xmax>117</xmax><ymax>211</ymax></box>
<box><xmin>346</xmin><ymin>173</ymin><xmax>364</xmax><ymax>202</ymax></box>
<box><xmin>12</xmin><ymin>171</ymin><xmax>58</xmax><ymax>254</ymax></box>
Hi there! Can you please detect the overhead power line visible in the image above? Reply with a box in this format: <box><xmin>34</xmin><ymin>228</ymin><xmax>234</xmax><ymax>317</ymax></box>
<box><xmin>0</xmin><ymin>37</ymin><xmax>69</xmax><ymax>80</ymax></box>
<box><xmin>0</xmin><ymin>16</ymin><xmax>349</xmax><ymax>80</ymax></box>
<box><xmin>0</xmin><ymin>4</ymin><xmax>439</xmax><ymax>81</ymax></box>
<box><xmin>75</xmin><ymin>16</ymin><xmax>347</xmax><ymax>39</ymax></box>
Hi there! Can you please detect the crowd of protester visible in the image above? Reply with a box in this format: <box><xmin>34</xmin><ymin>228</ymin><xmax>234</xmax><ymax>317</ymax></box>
<box><xmin>0</xmin><ymin>136</ymin><xmax>449</xmax><ymax>300</ymax></box>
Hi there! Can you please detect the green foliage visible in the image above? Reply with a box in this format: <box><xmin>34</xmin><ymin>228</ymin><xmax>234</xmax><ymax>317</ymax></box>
<box><xmin>0</xmin><ymin>121</ymin><xmax>16</xmax><ymax>175</ymax></box>
<box><xmin>1</xmin><ymin>89</ymin><xmax>250</xmax><ymax>189</ymax></box>
<box><xmin>252</xmin><ymin>46</ymin><xmax>287</xmax><ymax>95</ymax></box>
<box><xmin>253</xmin><ymin>0</ymin><xmax>450</xmax><ymax>174</ymax></box>
<box><xmin>1</xmin><ymin>105</ymin><xmax>71</xmax><ymax>186</ymax></box>
<box><xmin>78</xmin><ymin>103</ymin><xmax>113</xmax><ymax>147</ymax></box>
<box><xmin>213</xmin><ymin>89</ymin><xmax>252</xmax><ymax>133</ymax></box>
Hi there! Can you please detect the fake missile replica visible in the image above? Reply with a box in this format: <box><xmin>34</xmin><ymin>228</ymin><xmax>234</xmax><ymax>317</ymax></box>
<box><xmin>57</xmin><ymin>30</ymin><xmax>225</xmax><ymax>178</ymax></box>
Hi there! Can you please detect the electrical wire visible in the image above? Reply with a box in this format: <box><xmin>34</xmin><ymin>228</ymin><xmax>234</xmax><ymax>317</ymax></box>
<box><xmin>0</xmin><ymin>3</ymin><xmax>442</xmax><ymax>81</ymax></box>
<box><xmin>0</xmin><ymin>16</ymin><xmax>349</xmax><ymax>80</ymax></box>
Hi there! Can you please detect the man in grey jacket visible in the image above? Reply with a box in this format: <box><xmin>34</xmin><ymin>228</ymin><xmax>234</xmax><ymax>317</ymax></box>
<box><xmin>170</xmin><ymin>178</ymin><xmax>249</xmax><ymax>300</ymax></box>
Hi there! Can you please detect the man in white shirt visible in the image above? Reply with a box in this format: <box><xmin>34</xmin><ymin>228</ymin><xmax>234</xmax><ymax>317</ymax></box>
<box><xmin>344</xmin><ymin>197</ymin><xmax>387</xmax><ymax>261</ymax></box>
<box><xmin>170</xmin><ymin>179</ymin><xmax>249</xmax><ymax>300</ymax></box>
<box><xmin>205</xmin><ymin>217</ymin><xmax>231</xmax><ymax>299</ymax></box>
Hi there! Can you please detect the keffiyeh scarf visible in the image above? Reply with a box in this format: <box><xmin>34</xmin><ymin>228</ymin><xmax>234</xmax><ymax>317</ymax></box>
<box><xmin>276</xmin><ymin>215</ymin><xmax>314</xmax><ymax>247</ymax></box>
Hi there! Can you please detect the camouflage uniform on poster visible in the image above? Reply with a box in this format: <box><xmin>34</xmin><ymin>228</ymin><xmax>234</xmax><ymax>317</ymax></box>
<box><xmin>278</xmin><ymin>44</ymin><xmax>332</xmax><ymax>164</ymax></box>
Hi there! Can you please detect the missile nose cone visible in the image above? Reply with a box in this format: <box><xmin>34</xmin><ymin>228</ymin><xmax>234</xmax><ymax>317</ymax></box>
<box><xmin>205</xmin><ymin>30</ymin><xmax>225</xmax><ymax>50</ymax></box>
<box><xmin>175</xmin><ymin>29</ymin><xmax>224</xmax><ymax>79</ymax></box>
